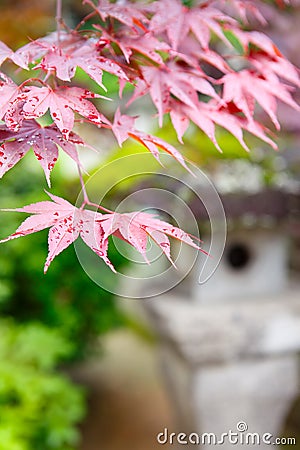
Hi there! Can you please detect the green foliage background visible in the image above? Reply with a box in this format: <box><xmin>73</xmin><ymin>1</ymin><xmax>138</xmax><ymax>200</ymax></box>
<box><xmin>0</xmin><ymin>320</ymin><xmax>85</xmax><ymax>450</ymax></box>
<box><xmin>0</xmin><ymin>159</ymin><xmax>129</xmax><ymax>450</ymax></box>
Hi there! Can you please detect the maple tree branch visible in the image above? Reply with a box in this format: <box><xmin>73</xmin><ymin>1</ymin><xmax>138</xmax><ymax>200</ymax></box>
<box><xmin>56</xmin><ymin>0</ymin><xmax>63</xmax><ymax>43</ymax></box>
<box><xmin>0</xmin><ymin>0</ymin><xmax>298</xmax><ymax>276</ymax></box>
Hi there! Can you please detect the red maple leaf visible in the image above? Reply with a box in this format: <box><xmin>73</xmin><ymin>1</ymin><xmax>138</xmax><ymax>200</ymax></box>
<box><xmin>15</xmin><ymin>85</ymin><xmax>110</xmax><ymax>139</ymax></box>
<box><xmin>112</xmin><ymin>109</ymin><xmax>190</xmax><ymax>171</ymax></box>
<box><xmin>0</xmin><ymin>41</ymin><xmax>27</xmax><ymax>68</ymax></box>
<box><xmin>35</xmin><ymin>42</ymin><xmax>129</xmax><ymax>89</ymax></box>
<box><xmin>116</xmin><ymin>32</ymin><xmax>170</xmax><ymax>64</ymax></box>
<box><xmin>99</xmin><ymin>210</ymin><xmax>202</xmax><ymax>265</ymax></box>
<box><xmin>0</xmin><ymin>194</ymin><xmax>203</xmax><ymax>272</ymax></box>
<box><xmin>169</xmin><ymin>99</ymin><xmax>277</xmax><ymax>151</ymax></box>
<box><xmin>0</xmin><ymin>41</ymin><xmax>15</xmax><ymax>66</ymax></box>
<box><xmin>13</xmin><ymin>31</ymin><xmax>79</xmax><ymax>67</ymax></box>
<box><xmin>232</xmin><ymin>30</ymin><xmax>283</xmax><ymax>58</ymax></box>
<box><xmin>85</xmin><ymin>0</ymin><xmax>149</xmax><ymax>29</ymax></box>
<box><xmin>92</xmin><ymin>24</ymin><xmax>170</xmax><ymax>71</ymax></box>
<box><xmin>250</xmin><ymin>53</ymin><xmax>300</xmax><ymax>88</ymax></box>
<box><xmin>173</xmin><ymin>38</ymin><xmax>232</xmax><ymax>74</ymax></box>
<box><xmin>149</xmin><ymin>0</ymin><xmax>236</xmax><ymax>50</ymax></box>
<box><xmin>0</xmin><ymin>73</ymin><xmax>25</xmax><ymax>129</ymax></box>
<box><xmin>0</xmin><ymin>120</ymin><xmax>84</xmax><ymax>186</ymax></box>
<box><xmin>221</xmin><ymin>69</ymin><xmax>300</xmax><ymax>129</ymax></box>
<box><xmin>128</xmin><ymin>63</ymin><xmax>220</xmax><ymax>126</ymax></box>
<box><xmin>13</xmin><ymin>31</ymin><xmax>129</xmax><ymax>89</ymax></box>
<box><xmin>217</xmin><ymin>0</ymin><xmax>267</xmax><ymax>24</ymax></box>
<box><xmin>0</xmin><ymin>192</ymin><xmax>114</xmax><ymax>273</ymax></box>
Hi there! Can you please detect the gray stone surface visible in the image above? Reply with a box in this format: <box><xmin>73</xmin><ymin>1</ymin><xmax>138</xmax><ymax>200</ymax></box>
<box><xmin>193</xmin><ymin>356</ymin><xmax>299</xmax><ymax>449</ymax></box>
<box><xmin>144</xmin><ymin>282</ymin><xmax>300</xmax><ymax>448</ymax></box>
<box><xmin>193</xmin><ymin>229</ymin><xmax>289</xmax><ymax>304</ymax></box>
<box><xmin>146</xmin><ymin>286</ymin><xmax>300</xmax><ymax>366</ymax></box>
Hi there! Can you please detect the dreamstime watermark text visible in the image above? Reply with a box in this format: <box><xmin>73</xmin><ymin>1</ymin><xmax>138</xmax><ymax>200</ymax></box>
<box><xmin>157</xmin><ymin>422</ymin><xmax>296</xmax><ymax>446</ymax></box>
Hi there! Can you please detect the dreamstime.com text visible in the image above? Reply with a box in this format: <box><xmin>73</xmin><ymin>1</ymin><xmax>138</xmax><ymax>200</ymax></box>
<box><xmin>157</xmin><ymin>422</ymin><xmax>296</xmax><ymax>446</ymax></box>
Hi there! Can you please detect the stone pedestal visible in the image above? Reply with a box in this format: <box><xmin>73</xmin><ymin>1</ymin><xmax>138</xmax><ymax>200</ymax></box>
<box><xmin>146</xmin><ymin>287</ymin><xmax>300</xmax><ymax>449</ymax></box>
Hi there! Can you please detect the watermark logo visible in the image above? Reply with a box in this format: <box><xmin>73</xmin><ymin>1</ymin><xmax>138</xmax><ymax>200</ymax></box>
<box><xmin>74</xmin><ymin>154</ymin><xmax>227</xmax><ymax>298</ymax></box>
<box><xmin>157</xmin><ymin>422</ymin><xmax>296</xmax><ymax>446</ymax></box>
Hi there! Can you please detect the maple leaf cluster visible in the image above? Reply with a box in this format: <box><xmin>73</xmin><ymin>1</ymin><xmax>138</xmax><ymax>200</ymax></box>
<box><xmin>0</xmin><ymin>192</ymin><xmax>201</xmax><ymax>274</ymax></box>
<box><xmin>0</xmin><ymin>0</ymin><xmax>299</xmax><ymax>272</ymax></box>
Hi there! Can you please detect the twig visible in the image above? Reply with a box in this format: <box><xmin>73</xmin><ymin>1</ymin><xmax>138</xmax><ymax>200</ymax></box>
<box><xmin>75</xmin><ymin>11</ymin><xmax>98</xmax><ymax>32</ymax></box>
<box><xmin>56</xmin><ymin>0</ymin><xmax>62</xmax><ymax>43</ymax></box>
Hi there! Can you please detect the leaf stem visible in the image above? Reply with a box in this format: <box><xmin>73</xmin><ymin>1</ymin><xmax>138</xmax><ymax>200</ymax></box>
<box><xmin>87</xmin><ymin>202</ymin><xmax>113</xmax><ymax>214</ymax></box>
<box><xmin>76</xmin><ymin>163</ymin><xmax>112</xmax><ymax>213</ymax></box>
<box><xmin>56</xmin><ymin>0</ymin><xmax>62</xmax><ymax>43</ymax></box>
<box><xmin>18</xmin><ymin>77</ymin><xmax>50</xmax><ymax>89</ymax></box>
<box><xmin>74</xmin><ymin>11</ymin><xmax>97</xmax><ymax>31</ymax></box>
<box><xmin>77</xmin><ymin>163</ymin><xmax>89</xmax><ymax>205</ymax></box>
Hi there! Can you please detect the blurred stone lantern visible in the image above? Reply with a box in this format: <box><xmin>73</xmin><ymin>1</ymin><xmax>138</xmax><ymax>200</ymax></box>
<box><xmin>143</xmin><ymin>188</ymin><xmax>300</xmax><ymax>449</ymax></box>
<box><xmin>194</xmin><ymin>190</ymin><xmax>291</xmax><ymax>304</ymax></box>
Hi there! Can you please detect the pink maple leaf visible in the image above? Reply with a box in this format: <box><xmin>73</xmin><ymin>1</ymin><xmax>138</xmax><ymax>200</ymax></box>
<box><xmin>17</xmin><ymin>85</ymin><xmax>110</xmax><ymax>139</ymax></box>
<box><xmin>221</xmin><ymin>69</ymin><xmax>300</xmax><ymax>129</ymax></box>
<box><xmin>217</xmin><ymin>0</ymin><xmax>267</xmax><ymax>24</ymax></box>
<box><xmin>99</xmin><ymin>210</ymin><xmax>202</xmax><ymax>265</ymax></box>
<box><xmin>0</xmin><ymin>194</ymin><xmax>203</xmax><ymax>272</ymax></box>
<box><xmin>92</xmin><ymin>23</ymin><xmax>170</xmax><ymax>64</ymax></box>
<box><xmin>128</xmin><ymin>63</ymin><xmax>220</xmax><ymax>126</ymax></box>
<box><xmin>112</xmin><ymin>109</ymin><xmax>190</xmax><ymax>171</ymax></box>
<box><xmin>173</xmin><ymin>38</ymin><xmax>232</xmax><ymax>74</ymax></box>
<box><xmin>0</xmin><ymin>73</ymin><xmax>25</xmax><ymax>129</ymax></box>
<box><xmin>85</xmin><ymin>0</ymin><xmax>149</xmax><ymax>29</ymax></box>
<box><xmin>169</xmin><ymin>99</ymin><xmax>277</xmax><ymax>151</ymax></box>
<box><xmin>0</xmin><ymin>192</ymin><xmax>115</xmax><ymax>274</ymax></box>
<box><xmin>35</xmin><ymin>42</ymin><xmax>128</xmax><ymax>89</ymax></box>
<box><xmin>0</xmin><ymin>41</ymin><xmax>15</xmax><ymax>67</ymax></box>
<box><xmin>227</xmin><ymin>30</ymin><xmax>300</xmax><ymax>85</ymax></box>
<box><xmin>0</xmin><ymin>41</ymin><xmax>26</xmax><ymax>68</ymax></box>
<box><xmin>232</xmin><ymin>30</ymin><xmax>283</xmax><ymax>58</ymax></box>
<box><xmin>13</xmin><ymin>31</ymin><xmax>79</xmax><ymax>68</ymax></box>
<box><xmin>149</xmin><ymin>0</ymin><xmax>236</xmax><ymax>50</ymax></box>
<box><xmin>206</xmin><ymin>101</ymin><xmax>278</xmax><ymax>150</ymax></box>
<box><xmin>250</xmin><ymin>53</ymin><xmax>300</xmax><ymax>88</ymax></box>
<box><xmin>116</xmin><ymin>32</ymin><xmax>170</xmax><ymax>64</ymax></box>
<box><xmin>0</xmin><ymin>120</ymin><xmax>84</xmax><ymax>186</ymax></box>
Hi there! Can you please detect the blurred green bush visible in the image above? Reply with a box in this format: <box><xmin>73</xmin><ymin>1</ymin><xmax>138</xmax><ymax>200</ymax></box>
<box><xmin>0</xmin><ymin>319</ymin><xmax>85</xmax><ymax>450</ymax></box>
<box><xmin>0</xmin><ymin>158</ymin><xmax>129</xmax><ymax>449</ymax></box>
<box><xmin>0</xmin><ymin>158</ymin><xmax>127</xmax><ymax>362</ymax></box>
